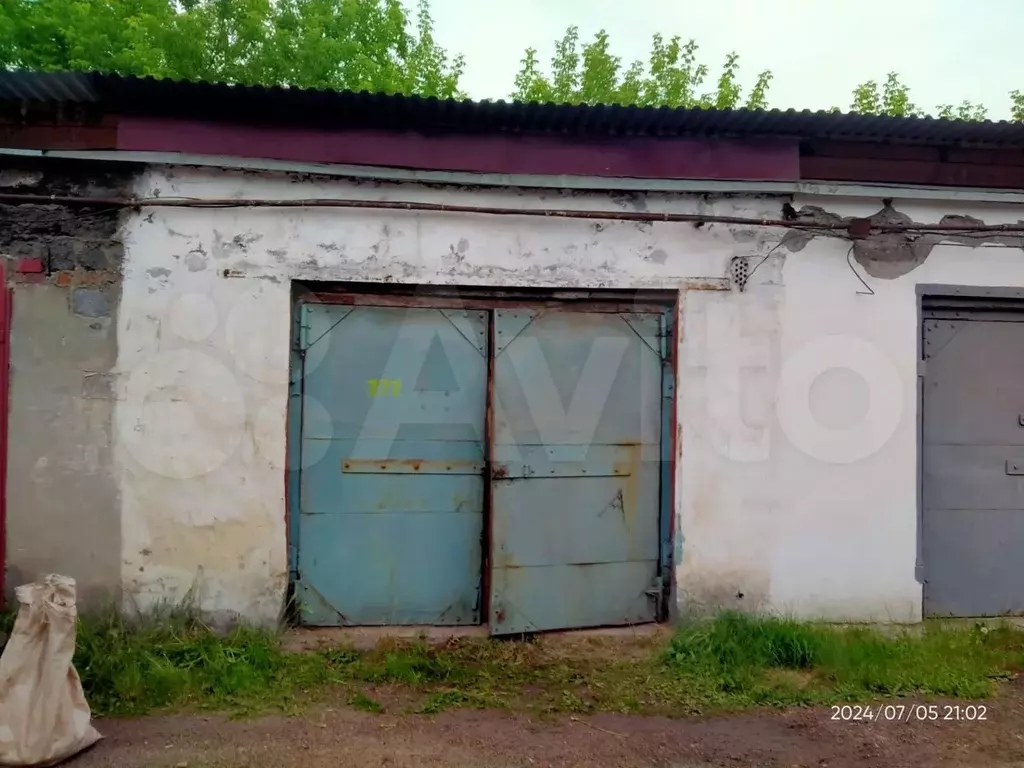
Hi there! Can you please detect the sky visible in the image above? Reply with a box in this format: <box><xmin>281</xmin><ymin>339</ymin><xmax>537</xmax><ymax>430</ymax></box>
<box><xmin>426</xmin><ymin>0</ymin><xmax>1022</xmax><ymax>119</ymax></box>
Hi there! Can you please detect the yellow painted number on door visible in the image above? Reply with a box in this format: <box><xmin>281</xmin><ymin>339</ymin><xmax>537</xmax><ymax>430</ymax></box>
<box><xmin>368</xmin><ymin>379</ymin><xmax>402</xmax><ymax>396</ymax></box>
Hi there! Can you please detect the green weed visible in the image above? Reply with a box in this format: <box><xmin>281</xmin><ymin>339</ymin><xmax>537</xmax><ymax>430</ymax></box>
<box><xmin>418</xmin><ymin>689</ymin><xmax>472</xmax><ymax>714</ymax></box>
<box><xmin>664</xmin><ymin>612</ymin><xmax>1024</xmax><ymax>706</ymax></box>
<box><xmin>72</xmin><ymin>610</ymin><xmax>323</xmax><ymax>716</ymax></box>
<box><xmin>349</xmin><ymin>690</ymin><xmax>384</xmax><ymax>713</ymax></box>
<box><xmin>10</xmin><ymin>607</ymin><xmax>1022</xmax><ymax>719</ymax></box>
<box><xmin>353</xmin><ymin>643</ymin><xmax>466</xmax><ymax>685</ymax></box>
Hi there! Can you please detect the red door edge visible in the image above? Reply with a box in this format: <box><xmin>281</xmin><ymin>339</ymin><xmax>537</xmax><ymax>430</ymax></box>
<box><xmin>0</xmin><ymin>265</ymin><xmax>12</xmax><ymax>609</ymax></box>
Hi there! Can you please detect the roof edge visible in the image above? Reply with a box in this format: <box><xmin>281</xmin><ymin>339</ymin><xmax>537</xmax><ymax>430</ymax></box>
<box><xmin>0</xmin><ymin>70</ymin><xmax>1022</xmax><ymax>148</ymax></box>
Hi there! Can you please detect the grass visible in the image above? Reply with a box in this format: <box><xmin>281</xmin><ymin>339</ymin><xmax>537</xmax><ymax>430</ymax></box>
<box><xmin>20</xmin><ymin>610</ymin><xmax>1024</xmax><ymax>718</ymax></box>
<box><xmin>661</xmin><ymin>613</ymin><xmax>1024</xmax><ymax>707</ymax></box>
<box><xmin>349</xmin><ymin>691</ymin><xmax>384</xmax><ymax>713</ymax></box>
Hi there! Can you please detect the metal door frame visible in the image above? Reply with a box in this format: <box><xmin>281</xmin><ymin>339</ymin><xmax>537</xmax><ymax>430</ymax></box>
<box><xmin>287</xmin><ymin>282</ymin><xmax>680</xmax><ymax>628</ymax></box>
<box><xmin>917</xmin><ymin>284</ymin><xmax>1024</xmax><ymax>617</ymax></box>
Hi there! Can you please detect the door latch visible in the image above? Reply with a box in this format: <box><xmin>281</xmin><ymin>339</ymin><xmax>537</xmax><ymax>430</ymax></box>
<box><xmin>644</xmin><ymin>576</ymin><xmax>664</xmax><ymax>600</ymax></box>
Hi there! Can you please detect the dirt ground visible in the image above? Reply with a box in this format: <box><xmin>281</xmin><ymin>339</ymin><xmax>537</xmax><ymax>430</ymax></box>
<box><xmin>71</xmin><ymin>680</ymin><xmax>1024</xmax><ymax>768</ymax></box>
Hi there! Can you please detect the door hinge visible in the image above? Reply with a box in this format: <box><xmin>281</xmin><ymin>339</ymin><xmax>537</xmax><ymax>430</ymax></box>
<box><xmin>296</xmin><ymin>306</ymin><xmax>312</xmax><ymax>351</ymax></box>
<box><xmin>658</xmin><ymin>312</ymin><xmax>673</xmax><ymax>360</ymax></box>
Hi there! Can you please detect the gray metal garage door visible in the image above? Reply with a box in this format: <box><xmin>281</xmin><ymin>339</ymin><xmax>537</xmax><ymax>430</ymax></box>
<box><xmin>488</xmin><ymin>308</ymin><xmax>666</xmax><ymax>635</ymax></box>
<box><xmin>923</xmin><ymin>295</ymin><xmax>1024</xmax><ymax>617</ymax></box>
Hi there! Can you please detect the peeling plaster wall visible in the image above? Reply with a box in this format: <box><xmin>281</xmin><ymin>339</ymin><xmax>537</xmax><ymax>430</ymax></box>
<box><xmin>118</xmin><ymin>165</ymin><xmax>1024</xmax><ymax>625</ymax></box>
<box><xmin>677</xmin><ymin>194</ymin><xmax>1024</xmax><ymax>623</ymax></box>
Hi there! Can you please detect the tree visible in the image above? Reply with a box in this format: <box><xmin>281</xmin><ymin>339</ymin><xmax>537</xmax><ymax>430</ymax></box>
<box><xmin>0</xmin><ymin>1</ymin><xmax>1020</xmax><ymax>121</ymax></box>
<box><xmin>511</xmin><ymin>28</ymin><xmax>1021</xmax><ymax>122</ymax></box>
<box><xmin>850</xmin><ymin>73</ymin><xmax>923</xmax><ymax>117</ymax></box>
<box><xmin>0</xmin><ymin>0</ymin><xmax>465</xmax><ymax>98</ymax></box>
<box><xmin>936</xmin><ymin>101</ymin><xmax>990</xmax><ymax>122</ymax></box>
<box><xmin>511</xmin><ymin>26</ymin><xmax>772</xmax><ymax>110</ymax></box>
<box><xmin>848</xmin><ymin>72</ymin><xmax>993</xmax><ymax>121</ymax></box>
<box><xmin>0</xmin><ymin>0</ymin><xmax>175</xmax><ymax>76</ymax></box>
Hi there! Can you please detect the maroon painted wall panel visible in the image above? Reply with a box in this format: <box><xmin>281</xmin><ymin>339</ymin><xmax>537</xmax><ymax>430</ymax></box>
<box><xmin>6</xmin><ymin>114</ymin><xmax>1023</xmax><ymax>190</ymax></box>
<box><xmin>116</xmin><ymin>117</ymin><xmax>802</xmax><ymax>181</ymax></box>
<box><xmin>805</xmin><ymin>141</ymin><xmax>1024</xmax><ymax>171</ymax></box>
<box><xmin>944</xmin><ymin>148</ymin><xmax>1024</xmax><ymax>167</ymax></box>
<box><xmin>0</xmin><ymin>123</ymin><xmax>118</xmax><ymax>150</ymax></box>
<box><xmin>804</xmin><ymin>140</ymin><xmax>943</xmax><ymax>162</ymax></box>
<box><xmin>801</xmin><ymin>155</ymin><xmax>1024</xmax><ymax>189</ymax></box>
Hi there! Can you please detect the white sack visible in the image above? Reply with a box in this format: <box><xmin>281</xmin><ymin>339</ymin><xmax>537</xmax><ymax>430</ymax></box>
<box><xmin>0</xmin><ymin>575</ymin><xmax>102</xmax><ymax>766</ymax></box>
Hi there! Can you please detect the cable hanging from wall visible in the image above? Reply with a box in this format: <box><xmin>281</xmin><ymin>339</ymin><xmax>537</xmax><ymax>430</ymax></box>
<box><xmin>846</xmin><ymin>244</ymin><xmax>875</xmax><ymax>296</ymax></box>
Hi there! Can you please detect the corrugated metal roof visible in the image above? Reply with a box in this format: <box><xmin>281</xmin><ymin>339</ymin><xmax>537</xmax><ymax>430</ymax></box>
<box><xmin>2</xmin><ymin>70</ymin><xmax>1024</xmax><ymax>147</ymax></box>
<box><xmin>0</xmin><ymin>71</ymin><xmax>99</xmax><ymax>103</ymax></box>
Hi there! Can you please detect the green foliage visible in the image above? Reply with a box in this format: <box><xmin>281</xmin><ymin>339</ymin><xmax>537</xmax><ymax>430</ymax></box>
<box><xmin>349</xmin><ymin>690</ymin><xmax>384</xmax><ymax>712</ymax></box>
<box><xmin>665</xmin><ymin>612</ymin><xmax>1024</xmax><ymax>702</ymax></box>
<box><xmin>511</xmin><ymin>27</ymin><xmax>772</xmax><ymax>110</ymax></box>
<box><xmin>352</xmin><ymin>642</ymin><xmax>467</xmax><ymax>685</ymax></box>
<box><xmin>668</xmin><ymin>612</ymin><xmax>822</xmax><ymax>672</ymax></box>
<box><xmin>73</xmin><ymin>610</ymin><xmax>305</xmax><ymax>716</ymax></box>
<box><xmin>0</xmin><ymin>0</ymin><xmax>1019</xmax><ymax>119</ymax></box>
<box><xmin>418</xmin><ymin>689</ymin><xmax>477</xmax><ymax>714</ymax></box>
<box><xmin>937</xmin><ymin>101</ymin><xmax>989</xmax><ymax>122</ymax></box>
<box><xmin>513</xmin><ymin>31</ymin><xmax>1019</xmax><ymax>121</ymax></box>
<box><xmin>69</xmin><ymin>611</ymin><xmax>480</xmax><ymax>716</ymax></box>
<box><xmin>0</xmin><ymin>0</ymin><xmax>464</xmax><ymax>97</ymax></box>
<box><xmin>850</xmin><ymin>72</ymin><xmax>1019</xmax><ymax>122</ymax></box>
<box><xmin>60</xmin><ymin>607</ymin><xmax>1024</xmax><ymax>719</ymax></box>
<box><xmin>850</xmin><ymin>72</ymin><xmax>923</xmax><ymax>117</ymax></box>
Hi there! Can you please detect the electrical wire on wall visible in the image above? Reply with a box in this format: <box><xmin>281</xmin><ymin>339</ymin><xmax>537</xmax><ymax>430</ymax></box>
<box><xmin>740</xmin><ymin>224</ymin><xmax>876</xmax><ymax>294</ymax></box>
<box><xmin>3</xmin><ymin>192</ymin><xmax>1024</xmax><ymax>235</ymax></box>
<box><xmin>3</xmin><ymin>191</ymin><xmax>1023</xmax><ymax>300</ymax></box>
<box><xmin>740</xmin><ymin>239</ymin><xmax>788</xmax><ymax>292</ymax></box>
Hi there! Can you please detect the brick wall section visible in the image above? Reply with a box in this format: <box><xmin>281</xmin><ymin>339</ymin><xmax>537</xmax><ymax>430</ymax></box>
<box><xmin>0</xmin><ymin>158</ymin><xmax>131</xmax><ymax>300</ymax></box>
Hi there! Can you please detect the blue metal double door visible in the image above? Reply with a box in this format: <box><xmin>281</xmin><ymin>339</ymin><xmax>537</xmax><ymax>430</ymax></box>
<box><xmin>294</xmin><ymin>300</ymin><xmax>669</xmax><ymax>635</ymax></box>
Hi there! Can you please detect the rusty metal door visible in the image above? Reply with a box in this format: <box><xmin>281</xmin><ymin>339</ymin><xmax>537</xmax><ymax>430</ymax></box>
<box><xmin>488</xmin><ymin>309</ymin><xmax>666</xmax><ymax>635</ymax></box>
<box><xmin>923</xmin><ymin>297</ymin><xmax>1024</xmax><ymax>617</ymax></box>
<box><xmin>295</xmin><ymin>303</ymin><xmax>488</xmax><ymax>626</ymax></box>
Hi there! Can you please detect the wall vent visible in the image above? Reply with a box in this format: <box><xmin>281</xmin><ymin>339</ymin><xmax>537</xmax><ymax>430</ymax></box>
<box><xmin>729</xmin><ymin>256</ymin><xmax>750</xmax><ymax>291</ymax></box>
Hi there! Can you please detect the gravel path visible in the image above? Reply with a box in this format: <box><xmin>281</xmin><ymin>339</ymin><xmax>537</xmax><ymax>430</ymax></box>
<box><xmin>70</xmin><ymin>683</ymin><xmax>1024</xmax><ymax>768</ymax></box>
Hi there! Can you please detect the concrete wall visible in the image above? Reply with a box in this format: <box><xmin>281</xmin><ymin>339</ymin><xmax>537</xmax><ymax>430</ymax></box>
<box><xmin>676</xmin><ymin>196</ymin><xmax>1024</xmax><ymax>623</ymax></box>
<box><xmin>6</xmin><ymin>284</ymin><xmax>121</xmax><ymax>605</ymax></box>
<box><xmin>0</xmin><ymin>161</ymin><xmax>130</xmax><ymax>607</ymax></box>
<box><xmin>28</xmin><ymin>162</ymin><xmax>1024</xmax><ymax>625</ymax></box>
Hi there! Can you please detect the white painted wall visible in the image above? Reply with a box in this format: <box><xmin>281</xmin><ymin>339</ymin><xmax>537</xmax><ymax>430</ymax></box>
<box><xmin>116</xmin><ymin>165</ymin><xmax>1024</xmax><ymax>625</ymax></box>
